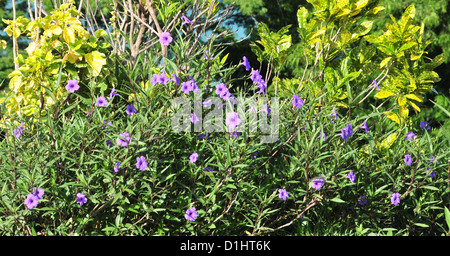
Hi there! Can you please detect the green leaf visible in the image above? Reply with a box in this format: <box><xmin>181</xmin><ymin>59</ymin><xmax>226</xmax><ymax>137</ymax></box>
<box><xmin>445</xmin><ymin>207</ymin><xmax>450</xmax><ymax>232</ymax></box>
<box><xmin>297</xmin><ymin>7</ymin><xmax>309</xmax><ymax>30</ymax></box>
<box><xmin>95</xmin><ymin>29</ymin><xmax>108</xmax><ymax>38</ymax></box>
<box><xmin>413</xmin><ymin>223</ymin><xmax>429</xmax><ymax>228</ymax></box>
<box><xmin>421</xmin><ymin>185</ymin><xmax>439</xmax><ymax>191</ymax></box>
<box><xmin>330</xmin><ymin>196</ymin><xmax>345</xmax><ymax>203</ymax></box>
<box><xmin>398</xmin><ymin>41</ymin><xmax>417</xmax><ymax>52</ymax></box>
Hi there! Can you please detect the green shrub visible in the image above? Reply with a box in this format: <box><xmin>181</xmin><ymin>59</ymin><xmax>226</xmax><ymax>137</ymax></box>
<box><xmin>0</xmin><ymin>0</ymin><xmax>449</xmax><ymax>236</ymax></box>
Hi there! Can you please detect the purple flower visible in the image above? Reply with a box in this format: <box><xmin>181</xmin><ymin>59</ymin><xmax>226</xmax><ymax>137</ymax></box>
<box><xmin>360</xmin><ymin>120</ymin><xmax>369</xmax><ymax>133</ymax></box>
<box><xmin>428</xmin><ymin>169</ymin><xmax>435</xmax><ymax>179</ymax></box>
<box><xmin>158</xmin><ymin>74</ymin><xmax>169</xmax><ymax>85</ymax></box>
<box><xmin>340</xmin><ymin>123</ymin><xmax>353</xmax><ymax>142</ymax></box>
<box><xmin>404</xmin><ymin>154</ymin><xmax>413</xmax><ymax>166</ymax></box>
<box><xmin>346</xmin><ymin>171</ymin><xmax>356</xmax><ymax>183</ymax></box>
<box><xmin>136</xmin><ymin>156</ymin><xmax>148</xmax><ymax>171</ymax></box>
<box><xmin>13</xmin><ymin>122</ymin><xmax>25</xmax><ymax>139</ymax></box>
<box><xmin>95</xmin><ymin>96</ymin><xmax>108</xmax><ymax>107</ymax></box>
<box><xmin>391</xmin><ymin>192</ymin><xmax>400</xmax><ymax>206</ymax></box>
<box><xmin>198</xmin><ymin>132</ymin><xmax>209</xmax><ymax>139</ymax></box>
<box><xmin>181</xmin><ymin>81</ymin><xmax>193</xmax><ymax>94</ymax></box>
<box><xmin>250</xmin><ymin>70</ymin><xmax>262</xmax><ymax>83</ymax></box>
<box><xmin>292</xmin><ymin>94</ymin><xmax>304</xmax><ymax>109</ymax></box>
<box><xmin>404</xmin><ymin>132</ymin><xmax>417</xmax><ymax>141</ymax></box>
<box><xmin>126</xmin><ymin>104</ymin><xmax>137</xmax><ymax>116</ymax></box>
<box><xmin>372</xmin><ymin>80</ymin><xmax>380</xmax><ymax>90</ymax></box>
<box><xmin>330</xmin><ymin>109</ymin><xmax>337</xmax><ymax>123</ymax></box>
<box><xmin>358</xmin><ymin>196</ymin><xmax>367</xmax><ymax>206</ymax></box>
<box><xmin>109</xmin><ymin>87</ymin><xmax>119</xmax><ymax>100</ymax></box>
<box><xmin>190</xmin><ymin>112</ymin><xmax>200</xmax><ymax>124</ymax></box>
<box><xmin>171</xmin><ymin>74</ymin><xmax>180</xmax><ymax>85</ymax></box>
<box><xmin>189</xmin><ymin>76</ymin><xmax>199</xmax><ymax>93</ymax></box>
<box><xmin>117</xmin><ymin>132</ymin><xmax>132</xmax><ymax>147</ymax></box>
<box><xmin>250</xmin><ymin>69</ymin><xmax>266</xmax><ymax>94</ymax></box>
<box><xmin>203</xmin><ymin>99</ymin><xmax>212</xmax><ymax>108</ymax></box>
<box><xmin>242</xmin><ymin>56</ymin><xmax>251</xmax><ymax>71</ymax></box>
<box><xmin>420</xmin><ymin>121</ymin><xmax>431</xmax><ymax>131</ymax></box>
<box><xmin>215</xmin><ymin>83</ymin><xmax>227</xmax><ymax>96</ymax></box>
<box><xmin>225</xmin><ymin>112</ymin><xmax>241</xmax><ymax>132</ymax></box>
<box><xmin>24</xmin><ymin>194</ymin><xmax>39</xmax><ymax>209</ymax></box>
<box><xmin>229</xmin><ymin>131</ymin><xmax>241</xmax><ymax>138</ymax></box>
<box><xmin>189</xmin><ymin>152</ymin><xmax>198</xmax><ymax>163</ymax></box>
<box><xmin>102</xmin><ymin>120</ymin><xmax>112</xmax><ymax>129</ymax></box>
<box><xmin>32</xmin><ymin>187</ymin><xmax>45</xmax><ymax>200</ymax></box>
<box><xmin>159</xmin><ymin>32</ymin><xmax>172</xmax><ymax>46</ymax></box>
<box><xmin>255</xmin><ymin>79</ymin><xmax>267</xmax><ymax>95</ymax></box>
<box><xmin>263</xmin><ymin>104</ymin><xmax>271</xmax><ymax>116</ymax></box>
<box><xmin>430</xmin><ymin>155</ymin><xmax>437</xmax><ymax>164</ymax></box>
<box><xmin>105</xmin><ymin>139</ymin><xmax>113</xmax><ymax>147</ymax></box>
<box><xmin>76</xmin><ymin>193</ymin><xmax>87</xmax><ymax>206</ymax></box>
<box><xmin>114</xmin><ymin>162</ymin><xmax>121</xmax><ymax>173</ymax></box>
<box><xmin>251</xmin><ymin>152</ymin><xmax>258</xmax><ymax>159</ymax></box>
<box><xmin>311</xmin><ymin>178</ymin><xmax>324</xmax><ymax>190</ymax></box>
<box><xmin>185</xmin><ymin>207</ymin><xmax>198</xmax><ymax>221</ymax></box>
<box><xmin>65</xmin><ymin>79</ymin><xmax>80</xmax><ymax>93</ymax></box>
<box><xmin>203</xmin><ymin>49</ymin><xmax>213</xmax><ymax>60</ymax></box>
<box><xmin>278</xmin><ymin>189</ymin><xmax>289</xmax><ymax>201</ymax></box>
<box><xmin>181</xmin><ymin>15</ymin><xmax>194</xmax><ymax>26</ymax></box>
<box><xmin>203</xmin><ymin>167</ymin><xmax>213</xmax><ymax>172</ymax></box>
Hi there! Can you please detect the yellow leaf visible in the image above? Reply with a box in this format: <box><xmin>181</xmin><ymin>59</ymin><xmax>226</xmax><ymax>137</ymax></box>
<box><xmin>405</xmin><ymin>94</ymin><xmax>422</xmax><ymax>102</ymax></box>
<box><xmin>399</xmin><ymin>105</ymin><xmax>409</xmax><ymax>118</ymax></box>
<box><xmin>85</xmin><ymin>51</ymin><xmax>106</xmax><ymax>76</ymax></box>
<box><xmin>378</xmin><ymin>132</ymin><xmax>397</xmax><ymax>150</ymax></box>
<box><xmin>380</xmin><ymin>57</ymin><xmax>392</xmax><ymax>68</ymax></box>
<box><xmin>0</xmin><ymin>40</ymin><xmax>6</xmax><ymax>49</ymax></box>
<box><xmin>398</xmin><ymin>95</ymin><xmax>407</xmax><ymax>106</ymax></box>
<box><xmin>49</xmin><ymin>25</ymin><xmax>62</xmax><ymax>36</ymax></box>
<box><xmin>63</xmin><ymin>26</ymin><xmax>75</xmax><ymax>44</ymax></box>
<box><xmin>375</xmin><ymin>89</ymin><xmax>395</xmax><ymax>99</ymax></box>
<box><xmin>64</xmin><ymin>50</ymin><xmax>82</xmax><ymax>64</ymax></box>
<box><xmin>384</xmin><ymin>111</ymin><xmax>400</xmax><ymax>124</ymax></box>
<box><xmin>408</xmin><ymin>101</ymin><xmax>421</xmax><ymax>112</ymax></box>
<box><xmin>9</xmin><ymin>75</ymin><xmax>22</xmax><ymax>93</ymax></box>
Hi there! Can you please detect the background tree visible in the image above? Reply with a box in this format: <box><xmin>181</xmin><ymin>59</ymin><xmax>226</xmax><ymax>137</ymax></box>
<box><xmin>221</xmin><ymin>0</ymin><xmax>450</xmax><ymax>129</ymax></box>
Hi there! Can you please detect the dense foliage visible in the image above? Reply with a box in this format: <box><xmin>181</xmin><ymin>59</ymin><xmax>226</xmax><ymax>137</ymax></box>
<box><xmin>0</xmin><ymin>0</ymin><xmax>449</xmax><ymax>236</ymax></box>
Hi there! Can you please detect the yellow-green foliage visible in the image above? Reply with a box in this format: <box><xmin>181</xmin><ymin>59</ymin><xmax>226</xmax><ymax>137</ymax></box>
<box><xmin>366</xmin><ymin>5</ymin><xmax>443</xmax><ymax>124</ymax></box>
<box><xmin>0</xmin><ymin>1</ymin><xmax>111</xmax><ymax>118</ymax></box>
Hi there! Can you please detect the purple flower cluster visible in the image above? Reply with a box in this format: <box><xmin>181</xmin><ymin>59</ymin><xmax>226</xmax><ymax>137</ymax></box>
<box><xmin>13</xmin><ymin>122</ymin><xmax>25</xmax><ymax>139</ymax></box>
<box><xmin>340</xmin><ymin>123</ymin><xmax>353</xmax><ymax>142</ymax></box>
<box><xmin>136</xmin><ymin>156</ymin><xmax>148</xmax><ymax>171</ymax></box>
<box><xmin>24</xmin><ymin>187</ymin><xmax>44</xmax><ymax>210</ymax></box>
<box><xmin>215</xmin><ymin>83</ymin><xmax>231</xmax><ymax>100</ymax></box>
<box><xmin>152</xmin><ymin>73</ymin><xmax>169</xmax><ymax>86</ymax></box>
<box><xmin>250</xmin><ymin>69</ymin><xmax>267</xmax><ymax>95</ymax></box>
<box><xmin>181</xmin><ymin>76</ymin><xmax>199</xmax><ymax>94</ymax></box>
<box><xmin>292</xmin><ymin>94</ymin><xmax>304</xmax><ymax>109</ymax></box>
<box><xmin>225</xmin><ymin>112</ymin><xmax>241</xmax><ymax>132</ymax></box>
<box><xmin>420</xmin><ymin>121</ymin><xmax>431</xmax><ymax>131</ymax></box>
<box><xmin>346</xmin><ymin>171</ymin><xmax>356</xmax><ymax>183</ymax></box>
<box><xmin>391</xmin><ymin>192</ymin><xmax>400</xmax><ymax>206</ymax></box>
